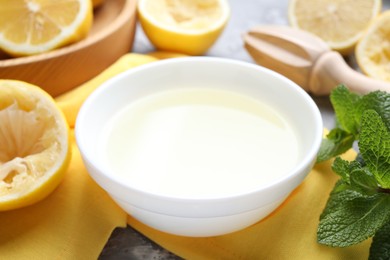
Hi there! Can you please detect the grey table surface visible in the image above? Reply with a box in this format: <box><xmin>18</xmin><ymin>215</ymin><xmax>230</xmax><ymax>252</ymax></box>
<box><xmin>98</xmin><ymin>0</ymin><xmax>381</xmax><ymax>258</ymax></box>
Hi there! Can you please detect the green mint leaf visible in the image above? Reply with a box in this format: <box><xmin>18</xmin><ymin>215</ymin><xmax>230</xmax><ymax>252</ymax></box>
<box><xmin>369</xmin><ymin>221</ymin><xmax>390</xmax><ymax>260</ymax></box>
<box><xmin>318</xmin><ymin>192</ymin><xmax>390</xmax><ymax>247</ymax></box>
<box><xmin>356</xmin><ymin>91</ymin><xmax>390</xmax><ymax>131</ymax></box>
<box><xmin>316</xmin><ymin>128</ymin><xmax>354</xmax><ymax>163</ymax></box>
<box><xmin>331</xmin><ymin>157</ymin><xmax>352</xmax><ymax>183</ymax></box>
<box><xmin>349</xmin><ymin>166</ymin><xmax>379</xmax><ymax>196</ymax></box>
<box><xmin>319</xmin><ymin>180</ymin><xmax>362</xmax><ymax>217</ymax></box>
<box><xmin>330</xmin><ymin>85</ymin><xmax>361</xmax><ymax>134</ymax></box>
<box><xmin>359</xmin><ymin>110</ymin><xmax>390</xmax><ymax>188</ymax></box>
<box><xmin>332</xmin><ymin>157</ymin><xmax>379</xmax><ymax>195</ymax></box>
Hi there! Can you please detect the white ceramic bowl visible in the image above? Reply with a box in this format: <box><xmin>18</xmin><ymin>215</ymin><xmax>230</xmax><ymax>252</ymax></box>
<box><xmin>75</xmin><ymin>57</ymin><xmax>323</xmax><ymax>237</ymax></box>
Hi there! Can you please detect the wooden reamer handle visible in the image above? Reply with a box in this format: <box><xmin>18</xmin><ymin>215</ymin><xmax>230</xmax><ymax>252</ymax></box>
<box><xmin>310</xmin><ymin>51</ymin><xmax>390</xmax><ymax>95</ymax></box>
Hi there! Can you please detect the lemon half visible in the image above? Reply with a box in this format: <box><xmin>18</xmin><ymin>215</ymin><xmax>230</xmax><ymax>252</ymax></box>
<box><xmin>288</xmin><ymin>0</ymin><xmax>381</xmax><ymax>55</ymax></box>
<box><xmin>0</xmin><ymin>80</ymin><xmax>71</xmax><ymax>211</ymax></box>
<box><xmin>138</xmin><ymin>0</ymin><xmax>230</xmax><ymax>55</ymax></box>
<box><xmin>356</xmin><ymin>10</ymin><xmax>390</xmax><ymax>82</ymax></box>
<box><xmin>0</xmin><ymin>0</ymin><xmax>93</xmax><ymax>56</ymax></box>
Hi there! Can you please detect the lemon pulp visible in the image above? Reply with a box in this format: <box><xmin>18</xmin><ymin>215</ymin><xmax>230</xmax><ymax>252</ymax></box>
<box><xmin>144</xmin><ymin>0</ymin><xmax>223</xmax><ymax>31</ymax></box>
<box><xmin>356</xmin><ymin>10</ymin><xmax>390</xmax><ymax>82</ymax></box>
<box><xmin>288</xmin><ymin>0</ymin><xmax>381</xmax><ymax>54</ymax></box>
<box><xmin>0</xmin><ymin>0</ymin><xmax>93</xmax><ymax>56</ymax></box>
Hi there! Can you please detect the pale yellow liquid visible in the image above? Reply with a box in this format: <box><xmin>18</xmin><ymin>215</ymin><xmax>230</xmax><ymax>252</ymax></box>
<box><xmin>99</xmin><ymin>88</ymin><xmax>299</xmax><ymax>198</ymax></box>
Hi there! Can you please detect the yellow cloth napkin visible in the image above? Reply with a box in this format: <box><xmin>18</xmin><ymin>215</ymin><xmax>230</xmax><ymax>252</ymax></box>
<box><xmin>0</xmin><ymin>131</ymin><xmax>126</xmax><ymax>259</ymax></box>
<box><xmin>0</xmin><ymin>53</ymin><xmax>159</xmax><ymax>259</ymax></box>
<box><xmin>128</xmin><ymin>149</ymin><xmax>372</xmax><ymax>260</ymax></box>
<box><xmin>56</xmin><ymin>53</ymin><xmax>158</xmax><ymax>127</ymax></box>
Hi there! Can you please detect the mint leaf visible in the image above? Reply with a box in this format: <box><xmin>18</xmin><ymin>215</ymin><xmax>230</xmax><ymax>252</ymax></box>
<box><xmin>330</xmin><ymin>85</ymin><xmax>361</xmax><ymax>134</ymax></box>
<box><xmin>369</xmin><ymin>221</ymin><xmax>390</xmax><ymax>260</ymax></box>
<box><xmin>319</xmin><ymin>180</ymin><xmax>364</xmax><ymax>217</ymax></box>
<box><xmin>318</xmin><ymin>192</ymin><xmax>390</xmax><ymax>247</ymax></box>
<box><xmin>359</xmin><ymin>110</ymin><xmax>390</xmax><ymax>189</ymax></box>
<box><xmin>317</xmin><ymin>128</ymin><xmax>354</xmax><ymax>163</ymax></box>
<box><xmin>332</xmin><ymin>157</ymin><xmax>379</xmax><ymax>195</ymax></box>
<box><xmin>331</xmin><ymin>157</ymin><xmax>352</xmax><ymax>183</ymax></box>
<box><xmin>356</xmin><ymin>91</ymin><xmax>390</xmax><ymax>131</ymax></box>
<box><xmin>349</xmin><ymin>166</ymin><xmax>380</xmax><ymax>196</ymax></box>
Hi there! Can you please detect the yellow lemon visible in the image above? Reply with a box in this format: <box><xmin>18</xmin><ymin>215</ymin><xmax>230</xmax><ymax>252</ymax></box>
<box><xmin>0</xmin><ymin>0</ymin><xmax>93</xmax><ymax>56</ymax></box>
<box><xmin>0</xmin><ymin>80</ymin><xmax>71</xmax><ymax>211</ymax></box>
<box><xmin>288</xmin><ymin>0</ymin><xmax>381</xmax><ymax>55</ymax></box>
<box><xmin>138</xmin><ymin>0</ymin><xmax>230</xmax><ymax>55</ymax></box>
<box><xmin>356</xmin><ymin>10</ymin><xmax>390</xmax><ymax>82</ymax></box>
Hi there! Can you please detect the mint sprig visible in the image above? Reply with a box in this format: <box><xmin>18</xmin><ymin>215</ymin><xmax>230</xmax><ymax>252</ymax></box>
<box><xmin>316</xmin><ymin>85</ymin><xmax>390</xmax><ymax>260</ymax></box>
<box><xmin>316</xmin><ymin>85</ymin><xmax>390</xmax><ymax>163</ymax></box>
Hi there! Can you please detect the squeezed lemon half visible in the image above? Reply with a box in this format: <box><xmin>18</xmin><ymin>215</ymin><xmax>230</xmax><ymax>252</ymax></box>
<box><xmin>288</xmin><ymin>0</ymin><xmax>382</xmax><ymax>55</ymax></box>
<box><xmin>0</xmin><ymin>0</ymin><xmax>93</xmax><ymax>56</ymax></box>
<box><xmin>138</xmin><ymin>0</ymin><xmax>230</xmax><ymax>55</ymax></box>
<box><xmin>0</xmin><ymin>80</ymin><xmax>71</xmax><ymax>211</ymax></box>
<box><xmin>356</xmin><ymin>10</ymin><xmax>390</xmax><ymax>82</ymax></box>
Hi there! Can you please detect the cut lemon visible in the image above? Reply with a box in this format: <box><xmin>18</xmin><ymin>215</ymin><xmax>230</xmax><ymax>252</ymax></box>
<box><xmin>288</xmin><ymin>0</ymin><xmax>382</xmax><ymax>55</ymax></box>
<box><xmin>0</xmin><ymin>0</ymin><xmax>93</xmax><ymax>56</ymax></box>
<box><xmin>0</xmin><ymin>80</ymin><xmax>71</xmax><ymax>211</ymax></box>
<box><xmin>138</xmin><ymin>0</ymin><xmax>230</xmax><ymax>55</ymax></box>
<box><xmin>356</xmin><ymin>10</ymin><xmax>390</xmax><ymax>82</ymax></box>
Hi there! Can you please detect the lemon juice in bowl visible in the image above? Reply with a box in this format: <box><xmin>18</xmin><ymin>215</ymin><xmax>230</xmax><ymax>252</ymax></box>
<box><xmin>98</xmin><ymin>88</ymin><xmax>300</xmax><ymax>198</ymax></box>
<box><xmin>75</xmin><ymin>57</ymin><xmax>323</xmax><ymax>236</ymax></box>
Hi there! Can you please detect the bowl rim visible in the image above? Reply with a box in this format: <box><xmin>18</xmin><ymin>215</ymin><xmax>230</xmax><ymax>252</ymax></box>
<box><xmin>75</xmin><ymin>57</ymin><xmax>323</xmax><ymax>203</ymax></box>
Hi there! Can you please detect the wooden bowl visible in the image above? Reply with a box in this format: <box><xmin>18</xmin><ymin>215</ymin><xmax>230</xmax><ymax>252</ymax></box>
<box><xmin>0</xmin><ymin>0</ymin><xmax>137</xmax><ymax>97</ymax></box>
